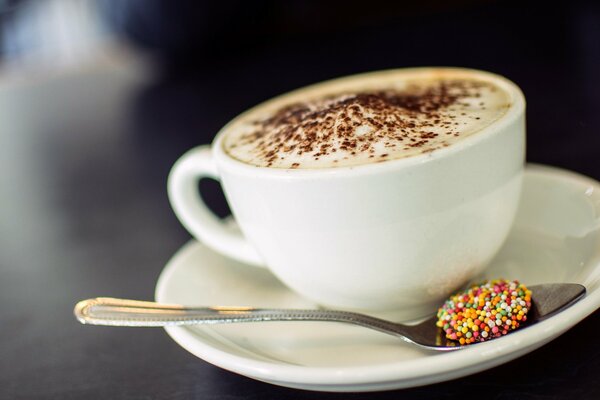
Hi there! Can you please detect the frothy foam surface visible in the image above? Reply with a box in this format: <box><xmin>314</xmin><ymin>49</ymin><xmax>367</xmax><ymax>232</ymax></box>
<box><xmin>223</xmin><ymin>71</ymin><xmax>512</xmax><ymax>169</ymax></box>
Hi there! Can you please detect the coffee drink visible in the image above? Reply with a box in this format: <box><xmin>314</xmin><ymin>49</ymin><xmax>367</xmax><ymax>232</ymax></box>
<box><xmin>169</xmin><ymin>67</ymin><xmax>525</xmax><ymax>319</ymax></box>
<box><xmin>223</xmin><ymin>69</ymin><xmax>511</xmax><ymax>169</ymax></box>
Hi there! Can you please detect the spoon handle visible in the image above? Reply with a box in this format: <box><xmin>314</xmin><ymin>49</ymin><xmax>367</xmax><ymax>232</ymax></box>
<box><xmin>74</xmin><ymin>297</ymin><xmax>404</xmax><ymax>333</ymax></box>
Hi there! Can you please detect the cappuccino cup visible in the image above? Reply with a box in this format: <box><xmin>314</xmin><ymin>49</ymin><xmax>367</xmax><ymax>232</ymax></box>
<box><xmin>168</xmin><ymin>67</ymin><xmax>525</xmax><ymax>320</ymax></box>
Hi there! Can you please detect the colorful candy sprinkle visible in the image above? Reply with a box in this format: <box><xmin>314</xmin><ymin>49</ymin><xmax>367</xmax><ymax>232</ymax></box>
<box><xmin>436</xmin><ymin>279</ymin><xmax>532</xmax><ymax>344</ymax></box>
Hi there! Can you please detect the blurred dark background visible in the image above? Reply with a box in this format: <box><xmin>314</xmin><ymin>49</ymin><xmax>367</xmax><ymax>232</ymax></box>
<box><xmin>114</xmin><ymin>0</ymin><xmax>600</xmax><ymax>206</ymax></box>
<box><xmin>1</xmin><ymin>1</ymin><xmax>599</xmax><ymax>399</ymax></box>
<box><xmin>3</xmin><ymin>0</ymin><xmax>598</xmax><ymax>180</ymax></box>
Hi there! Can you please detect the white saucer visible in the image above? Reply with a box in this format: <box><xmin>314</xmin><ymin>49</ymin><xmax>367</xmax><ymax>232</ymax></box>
<box><xmin>155</xmin><ymin>164</ymin><xmax>600</xmax><ymax>392</ymax></box>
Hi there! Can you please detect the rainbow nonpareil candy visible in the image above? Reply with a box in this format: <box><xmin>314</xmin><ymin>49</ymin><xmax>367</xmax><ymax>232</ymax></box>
<box><xmin>436</xmin><ymin>280</ymin><xmax>532</xmax><ymax>345</ymax></box>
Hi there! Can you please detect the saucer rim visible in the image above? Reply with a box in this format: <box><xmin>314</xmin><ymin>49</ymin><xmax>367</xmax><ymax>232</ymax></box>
<box><xmin>156</xmin><ymin>163</ymin><xmax>600</xmax><ymax>391</ymax></box>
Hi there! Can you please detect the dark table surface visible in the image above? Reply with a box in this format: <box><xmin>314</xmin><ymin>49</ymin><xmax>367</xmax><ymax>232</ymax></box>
<box><xmin>1</xmin><ymin>1</ymin><xmax>599</xmax><ymax>399</ymax></box>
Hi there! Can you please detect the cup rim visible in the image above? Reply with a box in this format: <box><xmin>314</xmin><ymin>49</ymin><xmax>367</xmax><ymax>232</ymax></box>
<box><xmin>212</xmin><ymin>67</ymin><xmax>525</xmax><ymax>179</ymax></box>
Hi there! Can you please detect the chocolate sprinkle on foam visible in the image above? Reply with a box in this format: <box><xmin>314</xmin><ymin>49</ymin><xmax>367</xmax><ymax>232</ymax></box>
<box><xmin>224</xmin><ymin>78</ymin><xmax>510</xmax><ymax>168</ymax></box>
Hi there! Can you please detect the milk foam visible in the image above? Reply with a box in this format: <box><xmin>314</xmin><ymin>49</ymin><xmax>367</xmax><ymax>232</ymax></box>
<box><xmin>223</xmin><ymin>70</ymin><xmax>512</xmax><ymax>169</ymax></box>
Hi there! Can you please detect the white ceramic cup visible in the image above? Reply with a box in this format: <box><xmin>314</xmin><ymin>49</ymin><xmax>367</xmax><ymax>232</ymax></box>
<box><xmin>168</xmin><ymin>68</ymin><xmax>525</xmax><ymax>320</ymax></box>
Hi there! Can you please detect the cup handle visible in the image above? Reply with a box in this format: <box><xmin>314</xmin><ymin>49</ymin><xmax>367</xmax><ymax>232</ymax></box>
<box><xmin>168</xmin><ymin>145</ymin><xmax>265</xmax><ymax>267</ymax></box>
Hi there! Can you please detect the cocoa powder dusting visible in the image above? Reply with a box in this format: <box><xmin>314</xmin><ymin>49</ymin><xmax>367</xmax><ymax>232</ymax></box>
<box><xmin>234</xmin><ymin>79</ymin><xmax>498</xmax><ymax>168</ymax></box>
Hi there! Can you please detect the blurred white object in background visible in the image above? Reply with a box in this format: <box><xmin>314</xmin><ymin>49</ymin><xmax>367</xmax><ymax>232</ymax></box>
<box><xmin>0</xmin><ymin>0</ymin><xmax>144</xmax><ymax>75</ymax></box>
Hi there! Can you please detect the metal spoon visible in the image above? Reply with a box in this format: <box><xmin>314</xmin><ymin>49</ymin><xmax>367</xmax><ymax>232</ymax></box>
<box><xmin>74</xmin><ymin>283</ymin><xmax>585</xmax><ymax>351</ymax></box>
